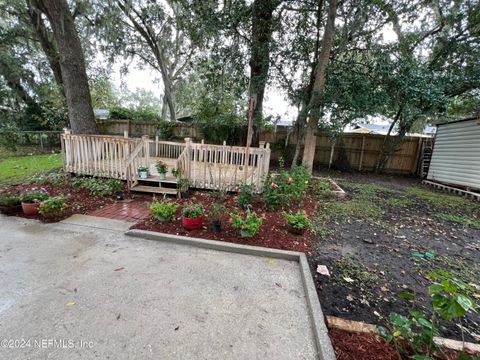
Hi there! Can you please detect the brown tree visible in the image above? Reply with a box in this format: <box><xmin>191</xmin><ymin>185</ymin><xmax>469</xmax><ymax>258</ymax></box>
<box><xmin>33</xmin><ymin>0</ymin><xmax>98</xmax><ymax>134</ymax></box>
<box><xmin>301</xmin><ymin>0</ymin><xmax>338</xmax><ymax>172</ymax></box>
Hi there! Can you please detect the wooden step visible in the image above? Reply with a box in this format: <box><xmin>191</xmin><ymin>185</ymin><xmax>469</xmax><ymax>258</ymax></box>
<box><xmin>131</xmin><ymin>185</ymin><xmax>178</xmax><ymax>195</ymax></box>
<box><xmin>136</xmin><ymin>175</ymin><xmax>178</xmax><ymax>184</ymax></box>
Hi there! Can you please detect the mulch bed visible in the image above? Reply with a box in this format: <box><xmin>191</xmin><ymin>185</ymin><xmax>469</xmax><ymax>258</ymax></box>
<box><xmin>329</xmin><ymin>328</ymin><xmax>480</xmax><ymax>360</ymax></box>
<box><xmin>0</xmin><ymin>182</ymin><xmax>131</xmax><ymax>222</ymax></box>
<box><xmin>131</xmin><ymin>190</ymin><xmax>317</xmax><ymax>253</ymax></box>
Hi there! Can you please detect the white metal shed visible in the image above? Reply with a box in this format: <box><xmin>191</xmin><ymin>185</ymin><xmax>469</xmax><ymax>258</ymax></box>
<box><xmin>427</xmin><ymin>117</ymin><xmax>480</xmax><ymax>190</ymax></box>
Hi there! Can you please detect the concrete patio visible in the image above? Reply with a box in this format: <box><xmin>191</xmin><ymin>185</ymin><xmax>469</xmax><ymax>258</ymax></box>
<box><xmin>0</xmin><ymin>215</ymin><xmax>333</xmax><ymax>359</ymax></box>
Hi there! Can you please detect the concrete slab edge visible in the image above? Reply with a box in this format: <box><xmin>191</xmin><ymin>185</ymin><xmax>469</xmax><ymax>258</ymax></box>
<box><xmin>326</xmin><ymin>315</ymin><xmax>480</xmax><ymax>353</ymax></box>
<box><xmin>125</xmin><ymin>229</ymin><xmax>336</xmax><ymax>360</ymax></box>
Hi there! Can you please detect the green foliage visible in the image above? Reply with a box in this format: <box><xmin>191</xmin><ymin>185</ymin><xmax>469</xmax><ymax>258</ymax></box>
<box><xmin>378</xmin><ymin>271</ymin><xmax>478</xmax><ymax>359</ymax></box>
<box><xmin>155</xmin><ymin>161</ymin><xmax>167</xmax><ymax>174</ymax></box>
<box><xmin>283</xmin><ymin>210</ymin><xmax>311</xmax><ymax>231</ymax></box>
<box><xmin>386</xmin><ymin>197</ymin><xmax>414</xmax><ymax>207</ymax></box>
<box><xmin>22</xmin><ymin>190</ymin><xmax>49</xmax><ymax>203</ymax></box>
<box><xmin>137</xmin><ymin>166</ymin><xmax>149</xmax><ymax>173</ymax></box>
<box><xmin>150</xmin><ymin>200</ymin><xmax>178</xmax><ymax>221</ymax></box>
<box><xmin>229</xmin><ymin>210</ymin><xmax>264</xmax><ymax>237</ymax></box>
<box><xmin>263</xmin><ymin>165</ymin><xmax>311</xmax><ymax>211</ymax></box>
<box><xmin>34</xmin><ymin>171</ymin><xmax>68</xmax><ymax>185</ymax></box>
<box><xmin>71</xmin><ymin>177</ymin><xmax>123</xmax><ymax>196</ymax></box>
<box><xmin>0</xmin><ymin>121</ymin><xmax>21</xmax><ymax>151</ymax></box>
<box><xmin>237</xmin><ymin>184</ymin><xmax>255</xmax><ymax>210</ymax></box>
<box><xmin>109</xmin><ymin>106</ymin><xmax>162</xmax><ymax>123</ymax></box>
<box><xmin>38</xmin><ymin>196</ymin><xmax>69</xmax><ymax>217</ymax></box>
<box><xmin>157</xmin><ymin>119</ymin><xmax>175</xmax><ymax>140</ymax></box>
<box><xmin>436</xmin><ymin>213</ymin><xmax>480</xmax><ymax>230</ymax></box>
<box><xmin>182</xmin><ymin>203</ymin><xmax>204</xmax><ymax>218</ymax></box>
<box><xmin>209</xmin><ymin>203</ymin><xmax>226</xmax><ymax>221</ymax></box>
<box><xmin>0</xmin><ymin>194</ymin><xmax>21</xmax><ymax>207</ymax></box>
<box><xmin>196</xmin><ymin>97</ymin><xmax>245</xmax><ymax>145</ymax></box>
<box><xmin>177</xmin><ymin>178</ymin><xmax>190</xmax><ymax>192</ymax></box>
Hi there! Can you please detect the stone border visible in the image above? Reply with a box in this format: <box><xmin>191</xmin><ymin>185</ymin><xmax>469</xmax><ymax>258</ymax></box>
<box><xmin>312</xmin><ymin>177</ymin><xmax>347</xmax><ymax>199</ymax></box>
<box><xmin>126</xmin><ymin>229</ymin><xmax>336</xmax><ymax>360</ymax></box>
<box><xmin>326</xmin><ymin>316</ymin><xmax>480</xmax><ymax>354</ymax></box>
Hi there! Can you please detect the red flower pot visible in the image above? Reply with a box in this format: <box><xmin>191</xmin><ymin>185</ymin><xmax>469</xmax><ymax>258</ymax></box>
<box><xmin>182</xmin><ymin>216</ymin><xmax>204</xmax><ymax>231</ymax></box>
<box><xmin>21</xmin><ymin>202</ymin><xmax>41</xmax><ymax>216</ymax></box>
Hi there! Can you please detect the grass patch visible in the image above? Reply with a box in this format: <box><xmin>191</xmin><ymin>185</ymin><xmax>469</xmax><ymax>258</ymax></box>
<box><xmin>406</xmin><ymin>187</ymin><xmax>473</xmax><ymax>209</ymax></box>
<box><xmin>337</xmin><ymin>256</ymin><xmax>378</xmax><ymax>286</ymax></box>
<box><xmin>0</xmin><ymin>154</ymin><xmax>63</xmax><ymax>185</ymax></box>
<box><xmin>436</xmin><ymin>213</ymin><xmax>480</xmax><ymax>230</ymax></box>
<box><xmin>386</xmin><ymin>197</ymin><xmax>414</xmax><ymax>207</ymax></box>
<box><xmin>343</xmin><ymin>181</ymin><xmax>399</xmax><ymax>198</ymax></box>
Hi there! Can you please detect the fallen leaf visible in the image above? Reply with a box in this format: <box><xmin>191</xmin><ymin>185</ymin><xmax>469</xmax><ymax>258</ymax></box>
<box><xmin>116</xmin><ymin>314</ymin><xmax>121</xmax><ymax>320</ymax></box>
<box><xmin>267</xmin><ymin>259</ymin><xmax>274</xmax><ymax>266</ymax></box>
<box><xmin>275</xmin><ymin>282</ymin><xmax>282</xmax><ymax>288</ymax></box>
<box><xmin>65</xmin><ymin>301</ymin><xmax>76</xmax><ymax>307</ymax></box>
<box><xmin>316</xmin><ymin>265</ymin><xmax>330</xmax><ymax>276</ymax></box>
<box><xmin>374</xmin><ymin>311</ymin><xmax>381</xmax><ymax>317</ymax></box>
<box><xmin>343</xmin><ymin>277</ymin><xmax>354</xmax><ymax>283</ymax></box>
<box><xmin>114</xmin><ymin>267</ymin><xmax>125</xmax><ymax>272</ymax></box>
<box><xmin>174</xmin><ymin>326</ymin><xmax>180</xmax><ymax>331</ymax></box>
<box><xmin>380</xmin><ymin>286</ymin><xmax>389</xmax><ymax>292</ymax></box>
<box><xmin>346</xmin><ymin>295</ymin><xmax>354</xmax><ymax>302</ymax></box>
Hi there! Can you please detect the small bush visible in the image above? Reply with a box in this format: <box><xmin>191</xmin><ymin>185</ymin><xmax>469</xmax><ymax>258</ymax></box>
<box><xmin>157</xmin><ymin>119</ymin><xmax>175</xmax><ymax>140</ymax></box>
<box><xmin>34</xmin><ymin>171</ymin><xmax>68</xmax><ymax>185</ymax></box>
<box><xmin>150</xmin><ymin>200</ymin><xmax>178</xmax><ymax>221</ymax></box>
<box><xmin>0</xmin><ymin>194</ymin><xmax>21</xmax><ymax>207</ymax></box>
<box><xmin>71</xmin><ymin>177</ymin><xmax>123</xmax><ymax>196</ymax></box>
<box><xmin>182</xmin><ymin>203</ymin><xmax>204</xmax><ymax>218</ymax></box>
<box><xmin>229</xmin><ymin>210</ymin><xmax>264</xmax><ymax>237</ymax></box>
<box><xmin>109</xmin><ymin>106</ymin><xmax>162</xmax><ymax>123</ymax></box>
<box><xmin>39</xmin><ymin>196</ymin><xmax>69</xmax><ymax>218</ymax></box>
<box><xmin>209</xmin><ymin>203</ymin><xmax>225</xmax><ymax>222</ymax></box>
<box><xmin>237</xmin><ymin>184</ymin><xmax>254</xmax><ymax>209</ymax></box>
<box><xmin>283</xmin><ymin>211</ymin><xmax>311</xmax><ymax>231</ymax></box>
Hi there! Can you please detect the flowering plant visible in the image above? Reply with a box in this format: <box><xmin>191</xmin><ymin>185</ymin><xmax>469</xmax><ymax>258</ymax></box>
<box><xmin>22</xmin><ymin>188</ymin><xmax>49</xmax><ymax>203</ymax></box>
<box><xmin>150</xmin><ymin>200</ymin><xmax>178</xmax><ymax>221</ymax></box>
<box><xmin>155</xmin><ymin>161</ymin><xmax>168</xmax><ymax>174</ymax></box>
<box><xmin>229</xmin><ymin>210</ymin><xmax>265</xmax><ymax>237</ymax></box>
<box><xmin>182</xmin><ymin>203</ymin><xmax>204</xmax><ymax>218</ymax></box>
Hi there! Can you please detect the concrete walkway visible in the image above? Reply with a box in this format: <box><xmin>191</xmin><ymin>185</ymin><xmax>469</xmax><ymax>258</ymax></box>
<box><xmin>0</xmin><ymin>215</ymin><xmax>331</xmax><ymax>359</ymax></box>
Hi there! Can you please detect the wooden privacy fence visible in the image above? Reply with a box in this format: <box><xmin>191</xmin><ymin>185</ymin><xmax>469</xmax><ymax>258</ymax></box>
<box><xmin>61</xmin><ymin>130</ymin><xmax>271</xmax><ymax>193</ymax></box>
<box><xmin>261</xmin><ymin>130</ymin><xmax>428</xmax><ymax>175</ymax></box>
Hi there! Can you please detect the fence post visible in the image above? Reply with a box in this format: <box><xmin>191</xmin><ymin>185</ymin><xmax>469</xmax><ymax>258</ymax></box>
<box><xmin>359</xmin><ymin>136</ymin><xmax>365</xmax><ymax>171</ymax></box>
<box><xmin>124</xmin><ymin>130</ymin><xmax>128</xmax><ymax>138</ymax></box>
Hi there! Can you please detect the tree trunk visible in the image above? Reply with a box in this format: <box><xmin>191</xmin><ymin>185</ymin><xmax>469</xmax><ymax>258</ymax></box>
<box><xmin>302</xmin><ymin>0</ymin><xmax>338</xmax><ymax>172</ymax></box>
<box><xmin>248</xmin><ymin>0</ymin><xmax>279</xmax><ymax>144</ymax></box>
<box><xmin>34</xmin><ymin>0</ymin><xmax>98</xmax><ymax>134</ymax></box>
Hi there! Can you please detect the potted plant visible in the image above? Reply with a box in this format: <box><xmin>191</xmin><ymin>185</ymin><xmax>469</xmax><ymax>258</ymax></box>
<box><xmin>209</xmin><ymin>203</ymin><xmax>225</xmax><ymax>233</ymax></box>
<box><xmin>229</xmin><ymin>210</ymin><xmax>264</xmax><ymax>238</ymax></box>
<box><xmin>149</xmin><ymin>200</ymin><xmax>178</xmax><ymax>222</ymax></box>
<box><xmin>39</xmin><ymin>196</ymin><xmax>69</xmax><ymax>221</ymax></box>
<box><xmin>177</xmin><ymin>178</ymin><xmax>190</xmax><ymax>199</ymax></box>
<box><xmin>156</xmin><ymin>160</ymin><xmax>168</xmax><ymax>180</ymax></box>
<box><xmin>21</xmin><ymin>190</ymin><xmax>49</xmax><ymax>216</ymax></box>
<box><xmin>182</xmin><ymin>203</ymin><xmax>204</xmax><ymax>230</ymax></box>
<box><xmin>138</xmin><ymin>165</ymin><xmax>149</xmax><ymax>179</ymax></box>
<box><xmin>171</xmin><ymin>168</ymin><xmax>180</xmax><ymax>181</ymax></box>
<box><xmin>282</xmin><ymin>210</ymin><xmax>311</xmax><ymax>235</ymax></box>
<box><xmin>0</xmin><ymin>194</ymin><xmax>22</xmax><ymax>215</ymax></box>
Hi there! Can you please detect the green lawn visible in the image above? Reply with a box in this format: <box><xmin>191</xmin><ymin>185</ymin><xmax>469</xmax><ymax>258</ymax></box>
<box><xmin>0</xmin><ymin>153</ymin><xmax>63</xmax><ymax>185</ymax></box>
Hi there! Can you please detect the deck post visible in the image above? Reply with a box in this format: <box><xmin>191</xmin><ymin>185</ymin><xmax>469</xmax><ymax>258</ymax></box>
<box><xmin>123</xmin><ymin>131</ymin><xmax>128</xmax><ymax>138</ymax></box>
<box><xmin>184</xmin><ymin>137</ymin><xmax>192</xmax><ymax>181</ymax></box>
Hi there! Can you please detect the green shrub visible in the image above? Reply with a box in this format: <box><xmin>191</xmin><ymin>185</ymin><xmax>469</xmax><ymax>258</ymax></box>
<box><xmin>182</xmin><ymin>203</ymin><xmax>204</xmax><ymax>218</ymax></box>
<box><xmin>283</xmin><ymin>211</ymin><xmax>311</xmax><ymax>231</ymax></box>
<box><xmin>157</xmin><ymin>119</ymin><xmax>175</xmax><ymax>140</ymax></box>
<box><xmin>34</xmin><ymin>171</ymin><xmax>68</xmax><ymax>185</ymax></box>
<box><xmin>237</xmin><ymin>184</ymin><xmax>255</xmax><ymax>210</ymax></box>
<box><xmin>71</xmin><ymin>177</ymin><xmax>123</xmax><ymax>196</ymax></box>
<box><xmin>39</xmin><ymin>196</ymin><xmax>69</xmax><ymax>217</ymax></box>
<box><xmin>378</xmin><ymin>271</ymin><xmax>477</xmax><ymax>359</ymax></box>
<box><xmin>109</xmin><ymin>106</ymin><xmax>162</xmax><ymax>123</ymax></box>
<box><xmin>229</xmin><ymin>210</ymin><xmax>264</xmax><ymax>237</ymax></box>
<box><xmin>150</xmin><ymin>200</ymin><xmax>178</xmax><ymax>221</ymax></box>
<box><xmin>22</xmin><ymin>190</ymin><xmax>49</xmax><ymax>203</ymax></box>
<box><xmin>0</xmin><ymin>194</ymin><xmax>21</xmax><ymax>207</ymax></box>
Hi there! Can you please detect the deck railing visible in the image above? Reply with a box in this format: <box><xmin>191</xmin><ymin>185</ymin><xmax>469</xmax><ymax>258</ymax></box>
<box><xmin>61</xmin><ymin>130</ymin><xmax>271</xmax><ymax>193</ymax></box>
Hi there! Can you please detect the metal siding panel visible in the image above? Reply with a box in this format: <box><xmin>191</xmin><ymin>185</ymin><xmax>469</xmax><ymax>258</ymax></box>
<box><xmin>427</xmin><ymin>119</ymin><xmax>480</xmax><ymax>190</ymax></box>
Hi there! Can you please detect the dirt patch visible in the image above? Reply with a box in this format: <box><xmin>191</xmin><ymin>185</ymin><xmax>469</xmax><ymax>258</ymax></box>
<box><xmin>310</xmin><ymin>170</ymin><xmax>480</xmax><ymax>343</ymax></box>
<box><xmin>132</xmin><ymin>190</ymin><xmax>317</xmax><ymax>253</ymax></box>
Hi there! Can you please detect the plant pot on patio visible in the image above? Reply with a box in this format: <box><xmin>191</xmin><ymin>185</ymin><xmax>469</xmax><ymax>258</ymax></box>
<box><xmin>21</xmin><ymin>202</ymin><xmax>42</xmax><ymax>216</ymax></box>
<box><xmin>21</xmin><ymin>190</ymin><xmax>49</xmax><ymax>216</ymax></box>
<box><xmin>138</xmin><ymin>166</ymin><xmax>149</xmax><ymax>179</ymax></box>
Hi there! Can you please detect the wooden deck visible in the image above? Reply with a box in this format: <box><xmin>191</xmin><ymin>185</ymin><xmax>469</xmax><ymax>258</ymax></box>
<box><xmin>61</xmin><ymin>132</ymin><xmax>271</xmax><ymax>194</ymax></box>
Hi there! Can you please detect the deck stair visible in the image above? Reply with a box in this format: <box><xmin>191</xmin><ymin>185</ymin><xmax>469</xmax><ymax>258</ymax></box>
<box><xmin>131</xmin><ymin>175</ymin><xmax>178</xmax><ymax>195</ymax></box>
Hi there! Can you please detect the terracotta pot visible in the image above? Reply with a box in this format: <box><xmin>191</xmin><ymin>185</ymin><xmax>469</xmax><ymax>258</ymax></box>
<box><xmin>21</xmin><ymin>202</ymin><xmax>41</xmax><ymax>216</ymax></box>
<box><xmin>0</xmin><ymin>204</ymin><xmax>22</xmax><ymax>215</ymax></box>
<box><xmin>182</xmin><ymin>216</ymin><xmax>204</xmax><ymax>231</ymax></box>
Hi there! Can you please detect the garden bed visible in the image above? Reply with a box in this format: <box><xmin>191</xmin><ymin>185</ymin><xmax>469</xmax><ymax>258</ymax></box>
<box><xmin>132</xmin><ymin>190</ymin><xmax>317</xmax><ymax>253</ymax></box>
